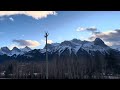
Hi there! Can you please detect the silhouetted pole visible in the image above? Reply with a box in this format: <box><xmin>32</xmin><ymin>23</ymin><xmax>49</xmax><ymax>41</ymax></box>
<box><xmin>44</xmin><ymin>32</ymin><xmax>49</xmax><ymax>79</ymax></box>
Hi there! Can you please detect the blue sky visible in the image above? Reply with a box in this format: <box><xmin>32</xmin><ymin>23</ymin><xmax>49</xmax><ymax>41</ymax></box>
<box><xmin>0</xmin><ymin>11</ymin><xmax>120</xmax><ymax>49</ymax></box>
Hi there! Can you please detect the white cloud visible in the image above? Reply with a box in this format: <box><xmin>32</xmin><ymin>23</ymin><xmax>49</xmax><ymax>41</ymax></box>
<box><xmin>47</xmin><ymin>40</ymin><xmax>53</xmax><ymax>44</ymax></box>
<box><xmin>9</xmin><ymin>17</ymin><xmax>14</xmax><ymax>21</ymax></box>
<box><xmin>76</xmin><ymin>27</ymin><xmax>86</xmax><ymax>31</ymax></box>
<box><xmin>41</xmin><ymin>39</ymin><xmax>53</xmax><ymax>44</ymax></box>
<box><xmin>12</xmin><ymin>39</ymin><xmax>40</xmax><ymax>48</ymax></box>
<box><xmin>89</xmin><ymin>29</ymin><xmax>120</xmax><ymax>46</ymax></box>
<box><xmin>76</xmin><ymin>26</ymin><xmax>97</xmax><ymax>32</ymax></box>
<box><xmin>87</xmin><ymin>26</ymin><xmax>96</xmax><ymax>30</ymax></box>
<box><xmin>0</xmin><ymin>11</ymin><xmax>57</xmax><ymax>20</ymax></box>
<box><xmin>104</xmin><ymin>41</ymin><xmax>113</xmax><ymax>46</ymax></box>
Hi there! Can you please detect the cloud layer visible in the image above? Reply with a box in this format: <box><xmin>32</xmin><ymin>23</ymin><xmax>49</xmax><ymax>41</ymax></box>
<box><xmin>77</xmin><ymin>26</ymin><xmax>120</xmax><ymax>47</ymax></box>
<box><xmin>0</xmin><ymin>11</ymin><xmax>57</xmax><ymax>19</ymax></box>
<box><xmin>89</xmin><ymin>29</ymin><xmax>120</xmax><ymax>46</ymax></box>
<box><xmin>12</xmin><ymin>39</ymin><xmax>40</xmax><ymax>47</ymax></box>
<box><xmin>76</xmin><ymin>26</ymin><xmax>97</xmax><ymax>33</ymax></box>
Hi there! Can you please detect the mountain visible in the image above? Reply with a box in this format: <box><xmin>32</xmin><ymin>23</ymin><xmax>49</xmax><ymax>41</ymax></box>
<box><xmin>111</xmin><ymin>45</ymin><xmax>120</xmax><ymax>51</ymax></box>
<box><xmin>17</xmin><ymin>38</ymin><xmax>117</xmax><ymax>62</ymax></box>
<box><xmin>94</xmin><ymin>38</ymin><xmax>107</xmax><ymax>47</ymax></box>
<box><xmin>0</xmin><ymin>38</ymin><xmax>120</xmax><ymax>62</ymax></box>
<box><xmin>0</xmin><ymin>38</ymin><xmax>115</xmax><ymax>57</ymax></box>
<box><xmin>20</xmin><ymin>46</ymin><xmax>31</xmax><ymax>52</ymax></box>
<box><xmin>0</xmin><ymin>47</ymin><xmax>11</xmax><ymax>55</ymax></box>
<box><xmin>116</xmin><ymin>48</ymin><xmax>120</xmax><ymax>51</ymax></box>
<box><xmin>11</xmin><ymin>47</ymin><xmax>22</xmax><ymax>55</ymax></box>
<box><xmin>43</xmin><ymin>38</ymin><xmax>110</xmax><ymax>55</ymax></box>
<box><xmin>0</xmin><ymin>46</ymin><xmax>32</xmax><ymax>56</ymax></box>
<box><xmin>0</xmin><ymin>38</ymin><xmax>111</xmax><ymax>57</ymax></box>
<box><xmin>71</xmin><ymin>38</ymin><xmax>82</xmax><ymax>44</ymax></box>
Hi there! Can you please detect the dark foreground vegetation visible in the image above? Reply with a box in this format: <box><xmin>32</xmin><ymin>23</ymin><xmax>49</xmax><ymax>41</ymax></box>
<box><xmin>0</xmin><ymin>57</ymin><xmax>120</xmax><ymax>79</ymax></box>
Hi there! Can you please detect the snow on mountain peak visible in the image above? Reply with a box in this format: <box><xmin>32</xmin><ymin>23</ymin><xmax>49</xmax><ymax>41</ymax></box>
<box><xmin>12</xmin><ymin>47</ymin><xmax>20</xmax><ymax>51</ymax></box>
<box><xmin>0</xmin><ymin>45</ymin><xmax>32</xmax><ymax>56</ymax></box>
<box><xmin>0</xmin><ymin>47</ymin><xmax>11</xmax><ymax>55</ymax></box>
<box><xmin>21</xmin><ymin>46</ymin><xmax>31</xmax><ymax>52</ymax></box>
<box><xmin>1</xmin><ymin>47</ymin><xmax>10</xmax><ymax>52</ymax></box>
<box><xmin>44</xmin><ymin>38</ymin><xmax>110</xmax><ymax>55</ymax></box>
<box><xmin>11</xmin><ymin>47</ymin><xmax>22</xmax><ymax>55</ymax></box>
<box><xmin>71</xmin><ymin>39</ymin><xmax>81</xmax><ymax>44</ymax></box>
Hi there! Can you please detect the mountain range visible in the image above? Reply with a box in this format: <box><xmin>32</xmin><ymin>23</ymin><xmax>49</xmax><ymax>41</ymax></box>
<box><xmin>0</xmin><ymin>38</ymin><xmax>120</xmax><ymax>63</ymax></box>
<box><xmin>0</xmin><ymin>46</ymin><xmax>31</xmax><ymax>56</ymax></box>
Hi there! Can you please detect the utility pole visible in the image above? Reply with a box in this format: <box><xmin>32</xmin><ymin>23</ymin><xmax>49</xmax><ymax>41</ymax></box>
<box><xmin>44</xmin><ymin>32</ymin><xmax>49</xmax><ymax>79</ymax></box>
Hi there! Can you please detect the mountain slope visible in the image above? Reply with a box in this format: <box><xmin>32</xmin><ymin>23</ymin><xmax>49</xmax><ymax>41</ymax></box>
<box><xmin>20</xmin><ymin>46</ymin><xmax>31</xmax><ymax>52</ymax></box>
<box><xmin>0</xmin><ymin>46</ymin><xmax>32</xmax><ymax>56</ymax></box>
<box><xmin>43</xmin><ymin>38</ymin><xmax>111</xmax><ymax>55</ymax></box>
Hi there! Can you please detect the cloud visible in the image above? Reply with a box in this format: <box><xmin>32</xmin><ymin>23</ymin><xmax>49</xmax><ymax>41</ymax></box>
<box><xmin>41</xmin><ymin>39</ymin><xmax>53</xmax><ymax>44</ymax></box>
<box><xmin>77</xmin><ymin>26</ymin><xmax>120</xmax><ymax>47</ymax></box>
<box><xmin>76</xmin><ymin>27</ymin><xmax>86</xmax><ymax>31</ymax></box>
<box><xmin>0</xmin><ymin>11</ymin><xmax>57</xmax><ymax>20</ymax></box>
<box><xmin>47</xmin><ymin>40</ymin><xmax>53</xmax><ymax>44</ymax></box>
<box><xmin>92</xmin><ymin>31</ymin><xmax>101</xmax><ymax>34</ymax></box>
<box><xmin>89</xmin><ymin>29</ymin><xmax>120</xmax><ymax>46</ymax></box>
<box><xmin>76</xmin><ymin>26</ymin><xmax>97</xmax><ymax>33</ymax></box>
<box><xmin>9</xmin><ymin>17</ymin><xmax>14</xmax><ymax>21</ymax></box>
<box><xmin>105</xmin><ymin>41</ymin><xmax>113</xmax><ymax>46</ymax></box>
<box><xmin>12</xmin><ymin>39</ymin><xmax>40</xmax><ymax>47</ymax></box>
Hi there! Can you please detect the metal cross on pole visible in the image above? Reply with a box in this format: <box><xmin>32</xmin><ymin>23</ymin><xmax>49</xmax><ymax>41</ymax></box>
<box><xmin>44</xmin><ymin>32</ymin><xmax>49</xmax><ymax>79</ymax></box>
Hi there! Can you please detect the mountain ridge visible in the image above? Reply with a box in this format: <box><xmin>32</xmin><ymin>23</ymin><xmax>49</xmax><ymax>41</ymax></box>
<box><xmin>0</xmin><ymin>46</ymin><xmax>31</xmax><ymax>56</ymax></box>
<box><xmin>0</xmin><ymin>38</ymin><xmax>119</xmax><ymax>57</ymax></box>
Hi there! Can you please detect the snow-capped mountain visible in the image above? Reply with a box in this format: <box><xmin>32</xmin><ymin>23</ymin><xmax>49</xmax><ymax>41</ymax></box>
<box><xmin>43</xmin><ymin>38</ymin><xmax>111</xmax><ymax>55</ymax></box>
<box><xmin>0</xmin><ymin>38</ymin><xmax>111</xmax><ymax>56</ymax></box>
<box><xmin>20</xmin><ymin>46</ymin><xmax>31</xmax><ymax>52</ymax></box>
<box><xmin>0</xmin><ymin>46</ymin><xmax>32</xmax><ymax>56</ymax></box>
<box><xmin>11</xmin><ymin>47</ymin><xmax>22</xmax><ymax>55</ymax></box>
<box><xmin>0</xmin><ymin>38</ymin><xmax>120</xmax><ymax>62</ymax></box>
<box><xmin>0</xmin><ymin>47</ymin><xmax>11</xmax><ymax>55</ymax></box>
<box><xmin>14</xmin><ymin>38</ymin><xmax>119</xmax><ymax>63</ymax></box>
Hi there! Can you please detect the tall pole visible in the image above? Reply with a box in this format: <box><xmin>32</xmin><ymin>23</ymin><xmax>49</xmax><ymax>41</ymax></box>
<box><xmin>44</xmin><ymin>32</ymin><xmax>49</xmax><ymax>79</ymax></box>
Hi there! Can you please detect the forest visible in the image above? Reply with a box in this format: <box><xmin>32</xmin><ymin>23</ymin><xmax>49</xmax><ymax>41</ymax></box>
<box><xmin>0</xmin><ymin>52</ymin><xmax>119</xmax><ymax>79</ymax></box>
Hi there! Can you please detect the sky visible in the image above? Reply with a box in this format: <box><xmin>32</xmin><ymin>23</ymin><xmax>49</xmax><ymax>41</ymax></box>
<box><xmin>0</xmin><ymin>11</ymin><xmax>120</xmax><ymax>49</ymax></box>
